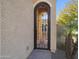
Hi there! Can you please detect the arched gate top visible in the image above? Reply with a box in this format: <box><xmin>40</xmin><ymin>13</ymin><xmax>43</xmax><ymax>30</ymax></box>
<box><xmin>33</xmin><ymin>0</ymin><xmax>52</xmax><ymax>8</ymax></box>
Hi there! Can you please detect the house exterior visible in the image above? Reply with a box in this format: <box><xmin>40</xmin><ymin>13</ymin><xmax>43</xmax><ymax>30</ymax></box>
<box><xmin>1</xmin><ymin>0</ymin><xmax>56</xmax><ymax>59</ymax></box>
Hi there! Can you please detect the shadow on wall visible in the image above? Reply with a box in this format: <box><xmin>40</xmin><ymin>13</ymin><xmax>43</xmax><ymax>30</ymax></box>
<box><xmin>57</xmin><ymin>24</ymin><xmax>66</xmax><ymax>50</ymax></box>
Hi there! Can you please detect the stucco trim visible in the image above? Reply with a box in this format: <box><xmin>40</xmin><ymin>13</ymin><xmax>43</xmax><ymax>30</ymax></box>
<box><xmin>33</xmin><ymin>0</ymin><xmax>52</xmax><ymax>8</ymax></box>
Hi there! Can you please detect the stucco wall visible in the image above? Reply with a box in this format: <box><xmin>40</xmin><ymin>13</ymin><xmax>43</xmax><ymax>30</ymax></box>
<box><xmin>1</xmin><ymin>0</ymin><xmax>56</xmax><ymax>59</ymax></box>
<box><xmin>50</xmin><ymin>0</ymin><xmax>56</xmax><ymax>53</ymax></box>
<box><xmin>0</xmin><ymin>0</ymin><xmax>1</xmax><ymax>57</ymax></box>
<box><xmin>1</xmin><ymin>0</ymin><xmax>34</xmax><ymax>59</ymax></box>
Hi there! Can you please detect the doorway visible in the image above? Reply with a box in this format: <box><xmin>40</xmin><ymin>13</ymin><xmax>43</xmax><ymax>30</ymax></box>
<box><xmin>34</xmin><ymin>2</ymin><xmax>50</xmax><ymax>50</ymax></box>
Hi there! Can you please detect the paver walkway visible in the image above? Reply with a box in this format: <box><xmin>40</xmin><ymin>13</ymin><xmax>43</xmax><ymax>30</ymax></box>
<box><xmin>28</xmin><ymin>49</ymin><xmax>77</xmax><ymax>59</ymax></box>
<box><xmin>52</xmin><ymin>49</ymin><xmax>66</xmax><ymax>59</ymax></box>
<box><xmin>28</xmin><ymin>49</ymin><xmax>52</xmax><ymax>59</ymax></box>
<box><xmin>28</xmin><ymin>49</ymin><xmax>66</xmax><ymax>59</ymax></box>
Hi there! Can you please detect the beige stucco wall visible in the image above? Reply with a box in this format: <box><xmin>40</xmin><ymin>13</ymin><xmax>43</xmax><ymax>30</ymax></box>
<box><xmin>1</xmin><ymin>0</ymin><xmax>34</xmax><ymax>59</ymax></box>
<box><xmin>33</xmin><ymin>0</ymin><xmax>56</xmax><ymax>53</ymax></box>
<box><xmin>1</xmin><ymin>0</ymin><xmax>56</xmax><ymax>59</ymax></box>
<box><xmin>50</xmin><ymin>0</ymin><xmax>56</xmax><ymax>53</ymax></box>
<box><xmin>0</xmin><ymin>0</ymin><xmax>1</xmax><ymax>57</ymax></box>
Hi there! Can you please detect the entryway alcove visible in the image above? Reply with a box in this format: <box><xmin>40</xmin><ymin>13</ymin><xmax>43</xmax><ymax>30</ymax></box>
<box><xmin>34</xmin><ymin>2</ymin><xmax>50</xmax><ymax>50</ymax></box>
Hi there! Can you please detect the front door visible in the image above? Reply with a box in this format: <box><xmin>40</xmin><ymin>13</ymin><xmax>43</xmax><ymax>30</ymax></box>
<box><xmin>34</xmin><ymin>2</ymin><xmax>50</xmax><ymax>50</ymax></box>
